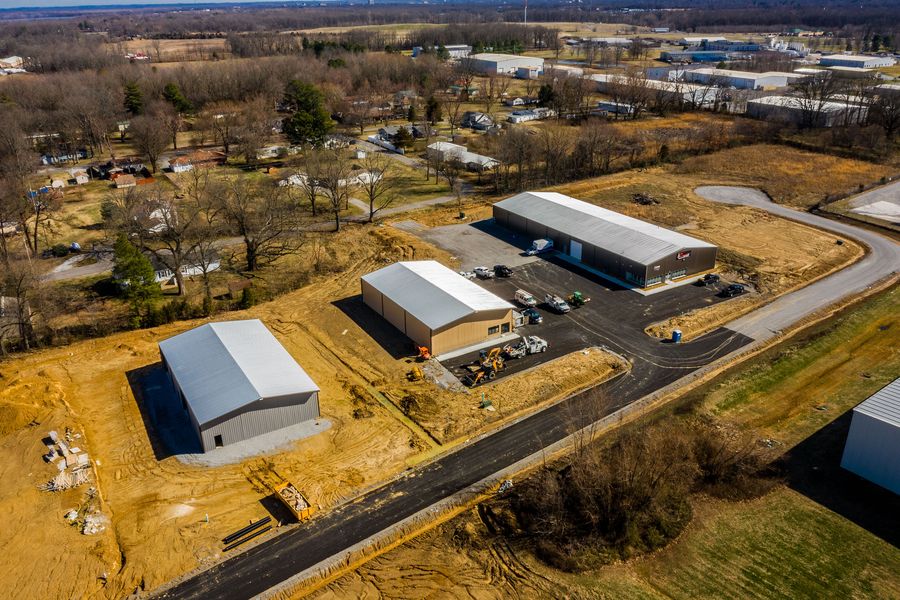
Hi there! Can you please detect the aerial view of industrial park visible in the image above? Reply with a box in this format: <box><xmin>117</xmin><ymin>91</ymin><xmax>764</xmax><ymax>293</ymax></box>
<box><xmin>0</xmin><ymin>0</ymin><xmax>897</xmax><ymax>598</ymax></box>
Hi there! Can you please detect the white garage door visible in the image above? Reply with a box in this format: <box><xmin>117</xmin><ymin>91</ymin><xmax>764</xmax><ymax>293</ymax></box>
<box><xmin>570</xmin><ymin>240</ymin><xmax>583</xmax><ymax>261</ymax></box>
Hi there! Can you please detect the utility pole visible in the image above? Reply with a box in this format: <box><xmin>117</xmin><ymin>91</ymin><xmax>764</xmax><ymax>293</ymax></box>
<box><xmin>524</xmin><ymin>0</ymin><xmax>528</xmax><ymax>26</ymax></box>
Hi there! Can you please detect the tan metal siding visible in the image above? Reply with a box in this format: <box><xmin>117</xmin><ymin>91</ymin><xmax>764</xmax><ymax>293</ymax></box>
<box><xmin>404</xmin><ymin>314</ymin><xmax>432</xmax><ymax>350</ymax></box>
<box><xmin>381</xmin><ymin>296</ymin><xmax>407</xmax><ymax>335</ymax></box>
<box><xmin>361</xmin><ymin>280</ymin><xmax>383</xmax><ymax>314</ymax></box>
<box><xmin>430</xmin><ymin>309</ymin><xmax>513</xmax><ymax>355</ymax></box>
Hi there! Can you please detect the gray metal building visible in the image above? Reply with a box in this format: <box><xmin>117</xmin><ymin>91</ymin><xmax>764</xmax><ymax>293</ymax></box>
<box><xmin>841</xmin><ymin>378</ymin><xmax>900</xmax><ymax>495</ymax></box>
<box><xmin>493</xmin><ymin>192</ymin><xmax>717</xmax><ymax>288</ymax></box>
<box><xmin>159</xmin><ymin>319</ymin><xmax>320</xmax><ymax>452</ymax></box>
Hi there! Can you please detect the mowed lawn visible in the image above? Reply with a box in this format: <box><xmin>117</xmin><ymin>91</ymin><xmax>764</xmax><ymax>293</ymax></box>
<box><xmin>576</xmin><ymin>285</ymin><xmax>900</xmax><ymax>600</ymax></box>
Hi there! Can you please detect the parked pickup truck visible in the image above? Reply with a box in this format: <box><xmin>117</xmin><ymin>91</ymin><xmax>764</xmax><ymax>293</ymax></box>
<box><xmin>544</xmin><ymin>294</ymin><xmax>571</xmax><ymax>314</ymax></box>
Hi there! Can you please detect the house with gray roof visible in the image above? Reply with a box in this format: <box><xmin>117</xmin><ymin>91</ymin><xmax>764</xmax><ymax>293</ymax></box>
<box><xmin>158</xmin><ymin>319</ymin><xmax>320</xmax><ymax>452</ymax></box>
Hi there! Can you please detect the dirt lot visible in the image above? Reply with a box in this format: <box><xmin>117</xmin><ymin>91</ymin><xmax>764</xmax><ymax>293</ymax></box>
<box><xmin>0</xmin><ymin>225</ymin><xmax>443</xmax><ymax>598</ymax></box>
<box><xmin>396</xmin><ymin>348</ymin><xmax>626</xmax><ymax>444</ymax></box>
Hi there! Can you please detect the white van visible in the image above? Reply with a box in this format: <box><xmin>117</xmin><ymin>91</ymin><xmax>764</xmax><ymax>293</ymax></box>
<box><xmin>515</xmin><ymin>289</ymin><xmax>538</xmax><ymax>307</ymax></box>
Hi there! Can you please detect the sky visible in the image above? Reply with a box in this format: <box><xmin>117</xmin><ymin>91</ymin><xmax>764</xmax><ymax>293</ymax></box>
<box><xmin>0</xmin><ymin>0</ymin><xmax>343</xmax><ymax>10</ymax></box>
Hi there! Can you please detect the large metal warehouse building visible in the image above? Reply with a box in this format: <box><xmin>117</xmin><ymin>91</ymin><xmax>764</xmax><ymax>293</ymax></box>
<box><xmin>159</xmin><ymin>319</ymin><xmax>320</xmax><ymax>452</ymax></box>
<box><xmin>468</xmin><ymin>53</ymin><xmax>545</xmax><ymax>76</ymax></box>
<box><xmin>841</xmin><ymin>378</ymin><xmax>900</xmax><ymax>494</ymax></box>
<box><xmin>493</xmin><ymin>192</ymin><xmax>717</xmax><ymax>288</ymax></box>
<box><xmin>361</xmin><ymin>261</ymin><xmax>515</xmax><ymax>356</ymax></box>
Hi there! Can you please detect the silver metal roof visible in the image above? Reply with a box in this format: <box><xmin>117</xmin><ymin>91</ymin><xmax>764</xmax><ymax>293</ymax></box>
<box><xmin>495</xmin><ymin>192</ymin><xmax>716</xmax><ymax>265</ymax></box>
<box><xmin>854</xmin><ymin>378</ymin><xmax>900</xmax><ymax>428</ymax></box>
<box><xmin>362</xmin><ymin>261</ymin><xmax>513</xmax><ymax>331</ymax></box>
<box><xmin>158</xmin><ymin>319</ymin><xmax>319</xmax><ymax>427</ymax></box>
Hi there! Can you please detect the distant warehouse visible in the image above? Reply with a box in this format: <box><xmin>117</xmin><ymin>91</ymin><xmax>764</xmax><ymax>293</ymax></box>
<box><xmin>746</xmin><ymin>95</ymin><xmax>867</xmax><ymax>127</ymax></box>
<box><xmin>841</xmin><ymin>378</ymin><xmax>900</xmax><ymax>494</ymax></box>
<box><xmin>493</xmin><ymin>192</ymin><xmax>717</xmax><ymax>288</ymax></box>
<box><xmin>467</xmin><ymin>53</ymin><xmax>544</xmax><ymax>76</ymax></box>
<box><xmin>818</xmin><ymin>54</ymin><xmax>896</xmax><ymax>69</ymax></box>
<box><xmin>159</xmin><ymin>319</ymin><xmax>320</xmax><ymax>452</ymax></box>
<box><xmin>362</xmin><ymin>261</ymin><xmax>515</xmax><ymax>356</ymax></box>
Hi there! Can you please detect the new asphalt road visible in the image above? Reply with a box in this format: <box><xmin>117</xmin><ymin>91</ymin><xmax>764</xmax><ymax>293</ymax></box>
<box><xmin>152</xmin><ymin>186</ymin><xmax>898</xmax><ymax>600</ymax></box>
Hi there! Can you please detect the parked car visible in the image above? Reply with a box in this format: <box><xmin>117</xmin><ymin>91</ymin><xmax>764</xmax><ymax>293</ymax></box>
<box><xmin>544</xmin><ymin>294</ymin><xmax>571</xmax><ymax>313</ymax></box>
<box><xmin>473</xmin><ymin>266</ymin><xmax>494</xmax><ymax>279</ymax></box>
<box><xmin>515</xmin><ymin>289</ymin><xmax>538</xmax><ymax>307</ymax></box>
<box><xmin>720</xmin><ymin>283</ymin><xmax>745</xmax><ymax>298</ymax></box>
<box><xmin>526</xmin><ymin>238</ymin><xmax>554</xmax><ymax>256</ymax></box>
<box><xmin>459</xmin><ymin>270</ymin><xmax>476</xmax><ymax>280</ymax></box>
<box><xmin>522</xmin><ymin>308</ymin><xmax>543</xmax><ymax>324</ymax></box>
<box><xmin>493</xmin><ymin>264</ymin><xmax>513</xmax><ymax>277</ymax></box>
<box><xmin>698</xmin><ymin>273</ymin><xmax>721</xmax><ymax>286</ymax></box>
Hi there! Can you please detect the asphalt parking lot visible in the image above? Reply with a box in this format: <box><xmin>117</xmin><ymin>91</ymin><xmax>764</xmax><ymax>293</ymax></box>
<box><xmin>409</xmin><ymin>220</ymin><xmax>750</xmax><ymax>387</ymax></box>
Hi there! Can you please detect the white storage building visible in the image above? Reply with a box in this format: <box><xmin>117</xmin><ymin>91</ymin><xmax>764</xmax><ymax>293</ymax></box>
<box><xmin>841</xmin><ymin>378</ymin><xmax>900</xmax><ymax>494</ymax></box>
<box><xmin>818</xmin><ymin>54</ymin><xmax>896</xmax><ymax>69</ymax></box>
<box><xmin>468</xmin><ymin>53</ymin><xmax>544</xmax><ymax>76</ymax></box>
<box><xmin>159</xmin><ymin>320</ymin><xmax>320</xmax><ymax>452</ymax></box>
<box><xmin>746</xmin><ymin>95</ymin><xmax>868</xmax><ymax>127</ymax></box>
<box><xmin>362</xmin><ymin>261</ymin><xmax>514</xmax><ymax>356</ymax></box>
<box><xmin>684</xmin><ymin>68</ymin><xmax>804</xmax><ymax>89</ymax></box>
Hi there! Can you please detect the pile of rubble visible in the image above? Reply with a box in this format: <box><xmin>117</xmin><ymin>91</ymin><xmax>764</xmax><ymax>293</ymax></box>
<box><xmin>632</xmin><ymin>193</ymin><xmax>661</xmax><ymax>206</ymax></box>
<box><xmin>40</xmin><ymin>428</ymin><xmax>92</xmax><ymax>492</ymax></box>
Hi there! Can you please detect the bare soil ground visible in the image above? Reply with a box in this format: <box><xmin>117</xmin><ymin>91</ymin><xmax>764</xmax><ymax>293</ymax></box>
<box><xmin>0</xmin><ymin>225</ymin><xmax>445</xmax><ymax>598</ymax></box>
<box><xmin>392</xmin><ymin>348</ymin><xmax>627</xmax><ymax>445</ymax></box>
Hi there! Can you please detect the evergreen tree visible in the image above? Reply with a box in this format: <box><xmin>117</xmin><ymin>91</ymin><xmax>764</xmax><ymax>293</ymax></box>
<box><xmin>123</xmin><ymin>82</ymin><xmax>144</xmax><ymax>116</ymax></box>
<box><xmin>537</xmin><ymin>84</ymin><xmax>555</xmax><ymax>108</ymax></box>
<box><xmin>112</xmin><ymin>234</ymin><xmax>159</xmax><ymax>310</ymax></box>
<box><xmin>281</xmin><ymin>80</ymin><xmax>334</xmax><ymax>146</ymax></box>
<box><xmin>407</xmin><ymin>105</ymin><xmax>417</xmax><ymax>123</ymax></box>
<box><xmin>162</xmin><ymin>82</ymin><xmax>192</xmax><ymax>114</ymax></box>
<box><xmin>425</xmin><ymin>96</ymin><xmax>442</xmax><ymax>124</ymax></box>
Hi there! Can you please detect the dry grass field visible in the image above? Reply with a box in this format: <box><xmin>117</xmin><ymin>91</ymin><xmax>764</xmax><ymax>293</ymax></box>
<box><xmin>673</xmin><ymin>144</ymin><xmax>895</xmax><ymax>208</ymax></box>
<box><xmin>307</xmin><ymin>285</ymin><xmax>900</xmax><ymax>600</ymax></box>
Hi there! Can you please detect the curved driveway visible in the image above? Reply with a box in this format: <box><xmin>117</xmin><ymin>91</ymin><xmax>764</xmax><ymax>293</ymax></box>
<box><xmin>696</xmin><ymin>185</ymin><xmax>899</xmax><ymax>342</ymax></box>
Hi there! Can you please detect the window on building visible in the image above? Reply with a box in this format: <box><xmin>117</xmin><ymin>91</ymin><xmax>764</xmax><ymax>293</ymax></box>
<box><xmin>214</xmin><ymin>434</ymin><xmax>224</xmax><ymax>448</ymax></box>
<box><xmin>488</xmin><ymin>325</ymin><xmax>500</xmax><ymax>335</ymax></box>
<box><xmin>501</xmin><ymin>323</ymin><xmax>511</xmax><ymax>333</ymax></box>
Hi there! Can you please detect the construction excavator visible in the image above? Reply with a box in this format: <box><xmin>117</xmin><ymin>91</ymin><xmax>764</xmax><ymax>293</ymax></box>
<box><xmin>416</xmin><ymin>346</ymin><xmax>432</xmax><ymax>361</ymax></box>
<box><xmin>463</xmin><ymin>347</ymin><xmax>506</xmax><ymax>387</ymax></box>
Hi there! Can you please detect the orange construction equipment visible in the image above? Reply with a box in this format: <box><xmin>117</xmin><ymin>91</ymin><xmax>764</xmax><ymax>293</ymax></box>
<box><xmin>273</xmin><ymin>481</ymin><xmax>316</xmax><ymax>522</ymax></box>
<box><xmin>417</xmin><ymin>346</ymin><xmax>432</xmax><ymax>361</ymax></box>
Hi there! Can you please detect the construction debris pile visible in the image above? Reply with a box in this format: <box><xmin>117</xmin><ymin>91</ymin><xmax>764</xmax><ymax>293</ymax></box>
<box><xmin>632</xmin><ymin>193</ymin><xmax>661</xmax><ymax>206</ymax></box>
<box><xmin>278</xmin><ymin>482</ymin><xmax>310</xmax><ymax>512</ymax></box>
<box><xmin>40</xmin><ymin>429</ymin><xmax>92</xmax><ymax>492</ymax></box>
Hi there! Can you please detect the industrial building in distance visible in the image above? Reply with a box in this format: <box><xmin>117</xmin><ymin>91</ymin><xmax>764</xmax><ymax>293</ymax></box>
<box><xmin>841</xmin><ymin>378</ymin><xmax>900</xmax><ymax>495</ymax></box>
<box><xmin>493</xmin><ymin>192</ymin><xmax>717</xmax><ymax>289</ymax></box>
<box><xmin>467</xmin><ymin>53</ymin><xmax>545</xmax><ymax>77</ymax></box>
<box><xmin>818</xmin><ymin>53</ymin><xmax>896</xmax><ymax>69</ymax></box>
<box><xmin>159</xmin><ymin>319</ymin><xmax>320</xmax><ymax>452</ymax></box>
<box><xmin>683</xmin><ymin>67</ymin><xmax>804</xmax><ymax>90</ymax></box>
<box><xmin>361</xmin><ymin>261</ymin><xmax>515</xmax><ymax>356</ymax></box>
<box><xmin>746</xmin><ymin>96</ymin><xmax>868</xmax><ymax>127</ymax></box>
